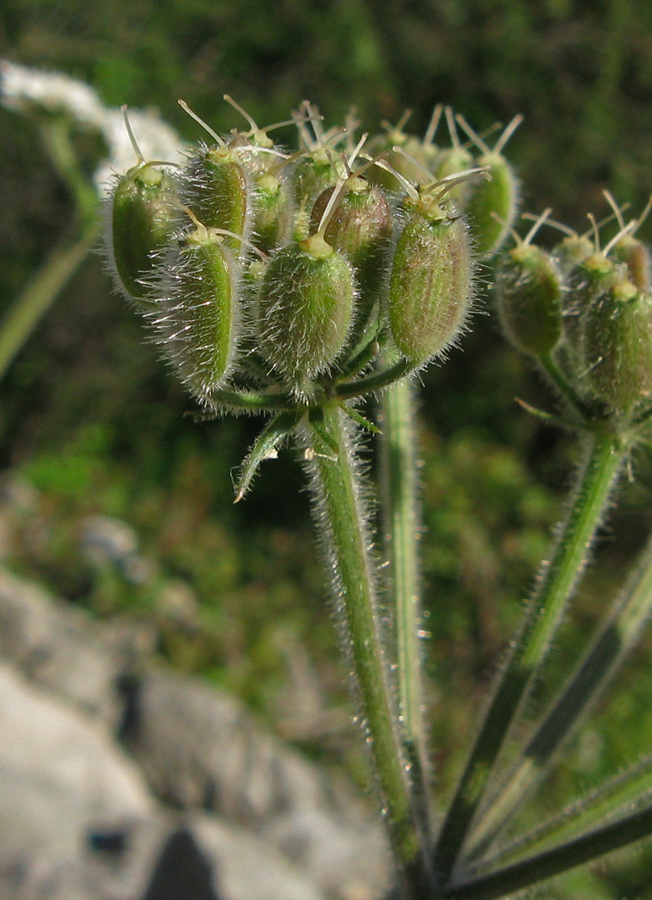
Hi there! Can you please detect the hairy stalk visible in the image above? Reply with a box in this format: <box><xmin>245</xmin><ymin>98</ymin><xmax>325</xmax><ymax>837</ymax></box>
<box><xmin>304</xmin><ymin>404</ymin><xmax>432</xmax><ymax>895</ymax></box>
<box><xmin>443</xmin><ymin>803</ymin><xmax>652</xmax><ymax>900</ymax></box>
<box><xmin>337</xmin><ymin>359</ymin><xmax>414</xmax><ymax>400</ymax></box>
<box><xmin>433</xmin><ymin>432</ymin><xmax>625</xmax><ymax>882</ymax></box>
<box><xmin>379</xmin><ymin>374</ymin><xmax>431</xmax><ymax>833</ymax></box>
<box><xmin>467</xmin><ymin>526</ymin><xmax>652</xmax><ymax>858</ymax></box>
<box><xmin>478</xmin><ymin>753</ymin><xmax>652</xmax><ymax>871</ymax></box>
<box><xmin>0</xmin><ymin>219</ymin><xmax>101</xmax><ymax>381</ymax></box>
<box><xmin>539</xmin><ymin>351</ymin><xmax>592</xmax><ymax>419</ymax></box>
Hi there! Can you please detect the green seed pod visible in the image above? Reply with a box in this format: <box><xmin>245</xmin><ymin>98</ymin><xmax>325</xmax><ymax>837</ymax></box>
<box><xmin>497</xmin><ymin>243</ymin><xmax>563</xmax><ymax>357</ymax></box>
<box><xmin>552</xmin><ymin>232</ymin><xmax>595</xmax><ymax>279</ymax></box>
<box><xmin>292</xmin><ymin>151</ymin><xmax>339</xmax><ymax>240</ymax></box>
<box><xmin>110</xmin><ymin>162</ymin><xmax>177</xmax><ymax>303</ymax></box>
<box><xmin>388</xmin><ymin>195</ymin><xmax>473</xmax><ymax>367</ymax></box>
<box><xmin>182</xmin><ymin>145</ymin><xmax>250</xmax><ymax>252</ymax></box>
<box><xmin>612</xmin><ymin>233</ymin><xmax>651</xmax><ymax>292</ymax></box>
<box><xmin>153</xmin><ymin>222</ymin><xmax>239</xmax><ymax>401</ymax></box>
<box><xmin>252</xmin><ymin>172</ymin><xmax>293</xmax><ymax>253</ymax></box>
<box><xmin>257</xmin><ymin>234</ymin><xmax>355</xmax><ymax>391</ymax></box>
<box><xmin>310</xmin><ymin>176</ymin><xmax>393</xmax><ymax>324</ymax></box>
<box><xmin>563</xmin><ymin>252</ymin><xmax>621</xmax><ymax>357</ymax></box>
<box><xmin>582</xmin><ymin>278</ymin><xmax>652</xmax><ymax>416</ymax></box>
<box><xmin>366</xmin><ymin>106</ymin><xmax>442</xmax><ymax>191</ymax></box>
<box><xmin>457</xmin><ymin>115</ymin><xmax>522</xmax><ymax>256</ymax></box>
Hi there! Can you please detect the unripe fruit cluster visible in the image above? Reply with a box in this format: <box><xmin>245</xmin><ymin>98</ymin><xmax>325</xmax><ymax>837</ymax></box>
<box><xmin>496</xmin><ymin>204</ymin><xmax>652</xmax><ymax>422</ymax></box>
<box><xmin>106</xmin><ymin>102</ymin><xmax>520</xmax><ymax>406</ymax></box>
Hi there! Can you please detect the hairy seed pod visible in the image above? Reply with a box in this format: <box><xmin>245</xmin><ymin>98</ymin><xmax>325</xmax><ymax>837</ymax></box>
<box><xmin>154</xmin><ymin>223</ymin><xmax>238</xmax><ymax>401</ymax></box>
<box><xmin>612</xmin><ymin>233</ymin><xmax>652</xmax><ymax>293</ymax></box>
<box><xmin>292</xmin><ymin>151</ymin><xmax>339</xmax><ymax>240</ymax></box>
<box><xmin>388</xmin><ymin>206</ymin><xmax>473</xmax><ymax>367</ymax></box>
<box><xmin>497</xmin><ymin>244</ymin><xmax>563</xmax><ymax>357</ymax></box>
<box><xmin>552</xmin><ymin>232</ymin><xmax>594</xmax><ymax>279</ymax></box>
<box><xmin>252</xmin><ymin>172</ymin><xmax>292</xmax><ymax>252</ymax></box>
<box><xmin>457</xmin><ymin>116</ymin><xmax>521</xmax><ymax>256</ymax></box>
<box><xmin>466</xmin><ymin>156</ymin><xmax>518</xmax><ymax>255</ymax></box>
<box><xmin>563</xmin><ymin>252</ymin><xmax>622</xmax><ymax>358</ymax></box>
<box><xmin>182</xmin><ymin>146</ymin><xmax>250</xmax><ymax>252</ymax></box>
<box><xmin>582</xmin><ymin>278</ymin><xmax>652</xmax><ymax>416</ymax></box>
<box><xmin>257</xmin><ymin>234</ymin><xmax>355</xmax><ymax>391</ymax></box>
<box><xmin>110</xmin><ymin>162</ymin><xmax>177</xmax><ymax>303</ymax></box>
<box><xmin>310</xmin><ymin>177</ymin><xmax>393</xmax><ymax>324</ymax></box>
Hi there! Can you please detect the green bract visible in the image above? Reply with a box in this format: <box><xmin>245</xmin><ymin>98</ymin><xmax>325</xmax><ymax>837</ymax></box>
<box><xmin>110</xmin><ymin>161</ymin><xmax>177</xmax><ymax>303</ymax></box>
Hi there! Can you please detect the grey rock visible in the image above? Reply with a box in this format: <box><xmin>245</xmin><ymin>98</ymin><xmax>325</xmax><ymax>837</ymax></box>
<box><xmin>0</xmin><ymin>568</ymin><xmax>128</xmax><ymax>726</ymax></box>
<box><xmin>0</xmin><ymin>662</ymin><xmax>154</xmax><ymax>900</ymax></box>
<box><xmin>121</xmin><ymin>672</ymin><xmax>391</xmax><ymax>899</ymax></box>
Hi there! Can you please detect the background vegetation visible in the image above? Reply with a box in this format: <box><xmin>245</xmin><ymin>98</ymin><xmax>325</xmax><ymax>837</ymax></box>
<box><xmin>2</xmin><ymin>1</ymin><xmax>652</xmax><ymax>895</ymax></box>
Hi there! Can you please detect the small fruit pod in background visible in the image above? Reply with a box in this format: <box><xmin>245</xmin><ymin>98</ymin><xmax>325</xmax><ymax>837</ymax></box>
<box><xmin>251</xmin><ymin>170</ymin><xmax>294</xmax><ymax>253</ymax></box>
<box><xmin>552</xmin><ymin>231</ymin><xmax>595</xmax><ymax>279</ymax></box>
<box><xmin>109</xmin><ymin>161</ymin><xmax>178</xmax><ymax>304</ymax></box>
<box><xmin>497</xmin><ymin>243</ymin><xmax>563</xmax><ymax>358</ymax></box>
<box><xmin>150</xmin><ymin>220</ymin><xmax>241</xmax><ymax>403</ymax></box>
<box><xmin>388</xmin><ymin>203</ymin><xmax>474</xmax><ymax>368</ymax></box>
<box><xmin>310</xmin><ymin>176</ymin><xmax>394</xmax><ymax>335</ymax></box>
<box><xmin>561</xmin><ymin>252</ymin><xmax>624</xmax><ymax>361</ymax></box>
<box><xmin>256</xmin><ymin>234</ymin><xmax>356</xmax><ymax>394</ymax></box>
<box><xmin>365</xmin><ymin>106</ymin><xmax>442</xmax><ymax>192</ymax></box>
<box><xmin>581</xmin><ymin>277</ymin><xmax>652</xmax><ymax>418</ymax></box>
<box><xmin>456</xmin><ymin>115</ymin><xmax>522</xmax><ymax>257</ymax></box>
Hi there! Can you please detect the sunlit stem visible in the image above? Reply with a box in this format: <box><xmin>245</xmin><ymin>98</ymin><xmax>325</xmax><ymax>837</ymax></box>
<box><xmin>380</xmin><ymin>370</ymin><xmax>431</xmax><ymax>838</ymax></box>
<box><xmin>433</xmin><ymin>433</ymin><xmax>625</xmax><ymax>882</ymax></box>
<box><xmin>305</xmin><ymin>404</ymin><xmax>432</xmax><ymax>896</ymax></box>
<box><xmin>467</xmin><ymin>526</ymin><xmax>652</xmax><ymax>858</ymax></box>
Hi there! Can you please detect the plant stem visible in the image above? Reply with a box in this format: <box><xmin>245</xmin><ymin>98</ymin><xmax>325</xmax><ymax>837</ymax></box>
<box><xmin>337</xmin><ymin>359</ymin><xmax>414</xmax><ymax>400</ymax></box>
<box><xmin>305</xmin><ymin>404</ymin><xmax>432</xmax><ymax>895</ymax></box>
<box><xmin>467</xmin><ymin>526</ymin><xmax>652</xmax><ymax>858</ymax></box>
<box><xmin>479</xmin><ymin>753</ymin><xmax>652</xmax><ymax>870</ymax></box>
<box><xmin>380</xmin><ymin>374</ymin><xmax>430</xmax><ymax>830</ymax></box>
<box><xmin>433</xmin><ymin>432</ymin><xmax>625</xmax><ymax>882</ymax></box>
<box><xmin>0</xmin><ymin>218</ymin><xmax>101</xmax><ymax>381</ymax></box>
<box><xmin>443</xmin><ymin>802</ymin><xmax>652</xmax><ymax>900</ymax></box>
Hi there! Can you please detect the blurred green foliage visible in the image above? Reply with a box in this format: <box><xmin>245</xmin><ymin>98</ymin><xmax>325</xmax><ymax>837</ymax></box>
<box><xmin>2</xmin><ymin>1</ymin><xmax>652</xmax><ymax>895</ymax></box>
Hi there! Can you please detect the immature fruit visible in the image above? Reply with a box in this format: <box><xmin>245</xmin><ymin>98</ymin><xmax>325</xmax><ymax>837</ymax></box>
<box><xmin>388</xmin><ymin>205</ymin><xmax>473</xmax><ymax>366</ymax></box>
<box><xmin>110</xmin><ymin>162</ymin><xmax>177</xmax><ymax>302</ymax></box>
<box><xmin>154</xmin><ymin>223</ymin><xmax>239</xmax><ymax>401</ymax></box>
<box><xmin>310</xmin><ymin>177</ymin><xmax>393</xmax><ymax>324</ymax></box>
<box><xmin>257</xmin><ymin>234</ymin><xmax>355</xmax><ymax>391</ymax></box>
<box><xmin>552</xmin><ymin>233</ymin><xmax>594</xmax><ymax>279</ymax></box>
<box><xmin>582</xmin><ymin>279</ymin><xmax>652</xmax><ymax>416</ymax></box>
<box><xmin>497</xmin><ymin>244</ymin><xmax>563</xmax><ymax>357</ymax></box>
<box><xmin>612</xmin><ymin>233</ymin><xmax>652</xmax><ymax>292</ymax></box>
<box><xmin>466</xmin><ymin>155</ymin><xmax>518</xmax><ymax>256</ymax></box>
<box><xmin>182</xmin><ymin>146</ymin><xmax>250</xmax><ymax>251</ymax></box>
<box><xmin>457</xmin><ymin>116</ymin><xmax>522</xmax><ymax>256</ymax></box>
<box><xmin>563</xmin><ymin>252</ymin><xmax>621</xmax><ymax>357</ymax></box>
<box><xmin>252</xmin><ymin>172</ymin><xmax>292</xmax><ymax>252</ymax></box>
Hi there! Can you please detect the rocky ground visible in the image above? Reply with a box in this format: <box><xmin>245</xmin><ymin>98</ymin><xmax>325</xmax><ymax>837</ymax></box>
<box><xmin>0</xmin><ymin>501</ymin><xmax>391</xmax><ymax>900</ymax></box>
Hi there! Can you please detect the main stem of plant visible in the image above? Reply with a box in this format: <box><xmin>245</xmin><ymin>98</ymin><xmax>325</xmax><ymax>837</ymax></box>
<box><xmin>306</xmin><ymin>403</ymin><xmax>432</xmax><ymax>897</ymax></box>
